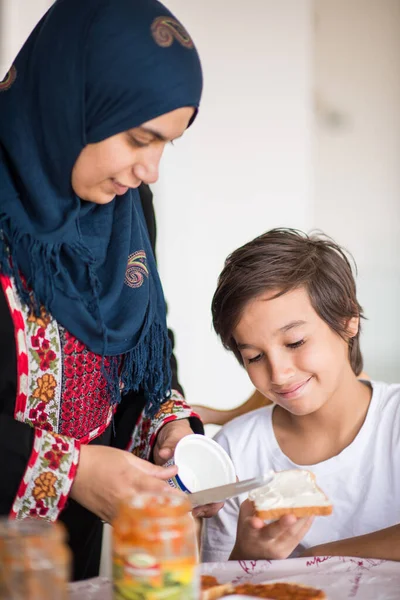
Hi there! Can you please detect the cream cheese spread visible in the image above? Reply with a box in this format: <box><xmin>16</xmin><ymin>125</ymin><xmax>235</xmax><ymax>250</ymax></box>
<box><xmin>249</xmin><ymin>469</ymin><xmax>330</xmax><ymax>509</ymax></box>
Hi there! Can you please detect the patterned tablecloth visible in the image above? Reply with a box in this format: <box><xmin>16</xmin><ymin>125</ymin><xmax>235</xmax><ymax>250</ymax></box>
<box><xmin>69</xmin><ymin>556</ymin><xmax>400</xmax><ymax>599</ymax></box>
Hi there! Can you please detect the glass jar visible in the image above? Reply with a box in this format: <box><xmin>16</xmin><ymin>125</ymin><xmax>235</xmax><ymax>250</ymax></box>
<box><xmin>113</xmin><ymin>493</ymin><xmax>199</xmax><ymax>600</ymax></box>
<box><xmin>0</xmin><ymin>518</ymin><xmax>71</xmax><ymax>600</ymax></box>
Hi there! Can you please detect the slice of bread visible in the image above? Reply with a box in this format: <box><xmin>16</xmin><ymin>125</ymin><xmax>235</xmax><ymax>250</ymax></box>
<box><xmin>233</xmin><ymin>582</ymin><xmax>326</xmax><ymax>599</ymax></box>
<box><xmin>201</xmin><ymin>576</ymin><xmax>234</xmax><ymax>600</ymax></box>
<box><xmin>249</xmin><ymin>469</ymin><xmax>332</xmax><ymax>520</ymax></box>
<box><xmin>201</xmin><ymin>575</ymin><xmax>219</xmax><ymax>589</ymax></box>
<box><xmin>201</xmin><ymin>583</ymin><xmax>235</xmax><ymax>600</ymax></box>
<box><xmin>201</xmin><ymin>575</ymin><xmax>326</xmax><ymax>599</ymax></box>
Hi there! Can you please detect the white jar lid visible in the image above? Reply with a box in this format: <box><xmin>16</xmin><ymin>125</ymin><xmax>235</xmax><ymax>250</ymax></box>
<box><xmin>174</xmin><ymin>434</ymin><xmax>236</xmax><ymax>493</ymax></box>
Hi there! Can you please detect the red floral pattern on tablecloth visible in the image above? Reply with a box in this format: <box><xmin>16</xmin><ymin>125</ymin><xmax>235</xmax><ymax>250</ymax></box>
<box><xmin>10</xmin><ymin>429</ymin><xmax>80</xmax><ymax>521</ymax></box>
<box><xmin>128</xmin><ymin>390</ymin><xmax>200</xmax><ymax>460</ymax></box>
<box><xmin>199</xmin><ymin>557</ymin><xmax>400</xmax><ymax>600</ymax></box>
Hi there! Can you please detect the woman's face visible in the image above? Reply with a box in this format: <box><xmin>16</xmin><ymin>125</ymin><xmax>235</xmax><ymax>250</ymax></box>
<box><xmin>71</xmin><ymin>106</ymin><xmax>194</xmax><ymax>204</ymax></box>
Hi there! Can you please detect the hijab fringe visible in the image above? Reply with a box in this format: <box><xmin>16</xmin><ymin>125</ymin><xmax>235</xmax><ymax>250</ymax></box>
<box><xmin>0</xmin><ymin>213</ymin><xmax>172</xmax><ymax>416</ymax></box>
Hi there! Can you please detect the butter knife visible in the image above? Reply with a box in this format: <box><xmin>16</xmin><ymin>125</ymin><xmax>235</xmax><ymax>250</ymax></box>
<box><xmin>188</xmin><ymin>472</ymin><xmax>273</xmax><ymax>507</ymax></box>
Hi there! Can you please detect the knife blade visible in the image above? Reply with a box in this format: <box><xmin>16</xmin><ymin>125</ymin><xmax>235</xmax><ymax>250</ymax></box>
<box><xmin>188</xmin><ymin>472</ymin><xmax>273</xmax><ymax>507</ymax></box>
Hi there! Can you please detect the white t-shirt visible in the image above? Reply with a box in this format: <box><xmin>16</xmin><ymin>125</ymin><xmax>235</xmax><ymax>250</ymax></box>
<box><xmin>201</xmin><ymin>380</ymin><xmax>400</xmax><ymax>562</ymax></box>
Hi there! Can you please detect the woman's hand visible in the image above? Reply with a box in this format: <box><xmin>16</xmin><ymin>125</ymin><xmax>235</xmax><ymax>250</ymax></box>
<box><xmin>230</xmin><ymin>499</ymin><xmax>314</xmax><ymax>560</ymax></box>
<box><xmin>153</xmin><ymin>419</ymin><xmax>193</xmax><ymax>466</ymax></box>
<box><xmin>70</xmin><ymin>445</ymin><xmax>180</xmax><ymax>523</ymax></box>
<box><xmin>153</xmin><ymin>419</ymin><xmax>224</xmax><ymax>518</ymax></box>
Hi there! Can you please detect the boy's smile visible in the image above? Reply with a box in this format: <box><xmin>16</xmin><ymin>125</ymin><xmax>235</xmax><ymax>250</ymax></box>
<box><xmin>272</xmin><ymin>375</ymin><xmax>313</xmax><ymax>401</ymax></box>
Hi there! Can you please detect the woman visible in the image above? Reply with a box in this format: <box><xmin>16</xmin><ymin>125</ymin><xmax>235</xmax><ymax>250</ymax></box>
<box><xmin>0</xmin><ymin>0</ymin><xmax>207</xmax><ymax>580</ymax></box>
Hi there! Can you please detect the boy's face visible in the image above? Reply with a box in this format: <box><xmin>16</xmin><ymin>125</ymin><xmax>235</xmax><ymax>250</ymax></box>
<box><xmin>233</xmin><ymin>286</ymin><xmax>358</xmax><ymax>416</ymax></box>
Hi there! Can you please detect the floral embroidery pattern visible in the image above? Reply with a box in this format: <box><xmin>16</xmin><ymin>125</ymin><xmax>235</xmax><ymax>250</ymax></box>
<box><xmin>128</xmin><ymin>390</ymin><xmax>199</xmax><ymax>460</ymax></box>
<box><xmin>25</xmin><ymin>299</ymin><xmax>62</xmax><ymax>431</ymax></box>
<box><xmin>59</xmin><ymin>328</ymin><xmax>113</xmax><ymax>442</ymax></box>
<box><xmin>11</xmin><ymin>429</ymin><xmax>80</xmax><ymax>521</ymax></box>
<box><xmin>0</xmin><ymin>274</ymin><xmax>113</xmax><ymax>521</ymax></box>
<box><xmin>30</xmin><ymin>327</ymin><xmax>58</xmax><ymax>372</ymax></box>
<box><xmin>32</xmin><ymin>373</ymin><xmax>57</xmax><ymax>403</ymax></box>
<box><xmin>151</xmin><ymin>16</ymin><xmax>194</xmax><ymax>49</ymax></box>
<box><xmin>32</xmin><ymin>472</ymin><xmax>57</xmax><ymax>501</ymax></box>
<box><xmin>155</xmin><ymin>399</ymin><xmax>175</xmax><ymax>418</ymax></box>
<box><xmin>0</xmin><ymin>65</ymin><xmax>17</xmax><ymax>92</ymax></box>
<box><xmin>1</xmin><ymin>277</ymin><xmax>62</xmax><ymax>430</ymax></box>
<box><xmin>1</xmin><ymin>275</ymin><xmax>113</xmax><ymax>442</ymax></box>
<box><xmin>0</xmin><ymin>275</ymin><xmax>31</xmax><ymax>421</ymax></box>
<box><xmin>27</xmin><ymin>307</ymin><xmax>51</xmax><ymax>329</ymax></box>
<box><xmin>124</xmin><ymin>250</ymin><xmax>149</xmax><ymax>289</ymax></box>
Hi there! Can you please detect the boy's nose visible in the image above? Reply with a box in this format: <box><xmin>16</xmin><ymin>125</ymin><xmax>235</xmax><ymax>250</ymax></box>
<box><xmin>268</xmin><ymin>357</ymin><xmax>295</xmax><ymax>386</ymax></box>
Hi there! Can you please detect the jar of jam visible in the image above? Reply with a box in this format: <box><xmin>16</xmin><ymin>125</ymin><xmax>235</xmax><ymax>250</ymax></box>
<box><xmin>0</xmin><ymin>518</ymin><xmax>71</xmax><ymax>600</ymax></box>
<box><xmin>113</xmin><ymin>493</ymin><xmax>199</xmax><ymax>599</ymax></box>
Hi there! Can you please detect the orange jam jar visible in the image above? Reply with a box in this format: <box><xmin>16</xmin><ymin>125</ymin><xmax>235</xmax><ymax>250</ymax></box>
<box><xmin>113</xmin><ymin>493</ymin><xmax>199</xmax><ymax>600</ymax></box>
<box><xmin>0</xmin><ymin>518</ymin><xmax>71</xmax><ymax>600</ymax></box>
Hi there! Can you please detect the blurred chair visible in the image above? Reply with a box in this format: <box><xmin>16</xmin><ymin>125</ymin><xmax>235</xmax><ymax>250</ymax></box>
<box><xmin>192</xmin><ymin>389</ymin><xmax>272</xmax><ymax>427</ymax></box>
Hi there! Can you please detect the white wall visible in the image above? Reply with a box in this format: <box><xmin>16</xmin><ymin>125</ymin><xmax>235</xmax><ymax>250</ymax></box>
<box><xmin>156</xmin><ymin>0</ymin><xmax>314</xmax><ymax>409</ymax></box>
<box><xmin>0</xmin><ymin>0</ymin><xmax>53</xmax><ymax>77</ymax></box>
<box><xmin>313</xmin><ymin>0</ymin><xmax>400</xmax><ymax>382</ymax></box>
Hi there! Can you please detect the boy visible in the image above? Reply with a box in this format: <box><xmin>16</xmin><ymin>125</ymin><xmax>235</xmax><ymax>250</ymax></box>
<box><xmin>202</xmin><ymin>229</ymin><xmax>400</xmax><ymax>562</ymax></box>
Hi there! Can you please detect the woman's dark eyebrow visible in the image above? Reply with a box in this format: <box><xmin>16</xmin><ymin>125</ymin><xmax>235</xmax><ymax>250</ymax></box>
<box><xmin>137</xmin><ymin>126</ymin><xmax>168</xmax><ymax>142</ymax></box>
<box><xmin>136</xmin><ymin>126</ymin><xmax>184</xmax><ymax>143</ymax></box>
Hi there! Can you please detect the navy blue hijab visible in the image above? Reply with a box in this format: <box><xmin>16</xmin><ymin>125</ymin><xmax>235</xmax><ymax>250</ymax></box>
<box><xmin>0</xmin><ymin>0</ymin><xmax>202</xmax><ymax>411</ymax></box>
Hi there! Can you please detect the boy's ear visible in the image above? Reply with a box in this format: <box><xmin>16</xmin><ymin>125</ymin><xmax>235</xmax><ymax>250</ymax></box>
<box><xmin>346</xmin><ymin>316</ymin><xmax>359</xmax><ymax>339</ymax></box>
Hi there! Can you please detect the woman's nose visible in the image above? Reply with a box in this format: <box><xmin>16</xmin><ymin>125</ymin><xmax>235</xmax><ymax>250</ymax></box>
<box><xmin>133</xmin><ymin>144</ymin><xmax>164</xmax><ymax>185</ymax></box>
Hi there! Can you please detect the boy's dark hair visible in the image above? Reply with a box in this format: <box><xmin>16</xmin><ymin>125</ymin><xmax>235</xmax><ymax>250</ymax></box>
<box><xmin>212</xmin><ymin>228</ymin><xmax>364</xmax><ymax>375</ymax></box>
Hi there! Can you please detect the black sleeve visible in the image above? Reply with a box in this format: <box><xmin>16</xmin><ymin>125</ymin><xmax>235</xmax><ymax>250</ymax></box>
<box><xmin>139</xmin><ymin>183</ymin><xmax>184</xmax><ymax>396</ymax></box>
<box><xmin>0</xmin><ymin>283</ymin><xmax>35</xmax><ymax>515</ymax></box>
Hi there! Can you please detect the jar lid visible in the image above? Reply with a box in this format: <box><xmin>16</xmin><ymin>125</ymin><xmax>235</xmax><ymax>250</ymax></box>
<box><xmin>173</xmin><ymin>434</ymin><xmax>236</xmax><ymax>492</ymax></box>
<box><xmin>116</xmin><ymin>492</ymin><xmax>192</xmax><ymax>523</ymax></box>
<box><xmin>0</xmin><ymin>518</ymin><xmax>67</xmax><ymax>541</ymax></box>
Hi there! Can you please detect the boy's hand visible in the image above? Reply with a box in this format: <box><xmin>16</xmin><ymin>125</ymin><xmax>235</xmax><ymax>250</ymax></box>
<box><xmin>229</xmin><ymin>499</ymin><xmax>314</xmax><ymax>560</ymax></box>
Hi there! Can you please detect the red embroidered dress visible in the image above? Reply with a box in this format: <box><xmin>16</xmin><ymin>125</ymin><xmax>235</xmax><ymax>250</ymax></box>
<box><xmin>0</xmin><ymin>270</ymin><xmax>201</xmax><ymax>516</ymax></box>
<box><xmin>0</xmin><ymin>273</ymin><xmax>198</xmax><ymax>521</ymax></box>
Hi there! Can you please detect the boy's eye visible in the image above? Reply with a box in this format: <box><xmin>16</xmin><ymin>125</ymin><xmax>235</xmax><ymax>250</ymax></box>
<box><xmin>286</xmin><ymin>339</ymin><xmax>305</xmax><ymax>350</ymax></box>
<box><xmin>248</xmin><ymin>353</ymin><xmax>263</xmax><ymax>364</ymax></box>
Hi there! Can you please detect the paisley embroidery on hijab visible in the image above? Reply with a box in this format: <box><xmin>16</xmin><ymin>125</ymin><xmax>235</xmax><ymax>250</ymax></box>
<box><xmin>151</xmin><ymin>16</ymin><xmax>194</xmax><ymax>49</ymax></box>
<box><xmin>0</xmin><ymin>66</ymin><xmax>17</xmax><ymax>92</ymax></box>
<box><xmin>125</xmin><ymin>250</ymin><xmax>149</xmax><ymax>289</ymax></box>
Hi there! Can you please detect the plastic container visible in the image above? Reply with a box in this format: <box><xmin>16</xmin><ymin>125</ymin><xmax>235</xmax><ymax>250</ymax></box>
<box><xmin>113</xmin><ymin>493</ymin><xmax>199</xmax><ymax>600</ymax></box>
<box><xmin>0</xmin><ymin>518</ymin><xmax>71</xmax><ymax>600</ymax></box>
<box><xmin>165</xmin><ymin>434</ymin><xmax>236</xmax><ymax>493</ymax></box>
